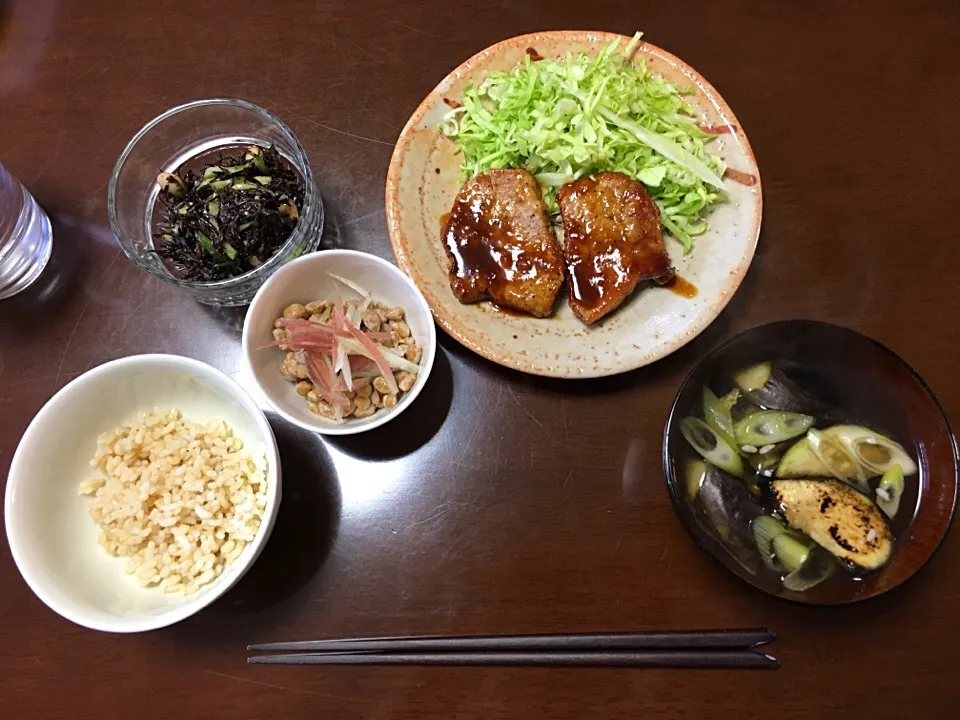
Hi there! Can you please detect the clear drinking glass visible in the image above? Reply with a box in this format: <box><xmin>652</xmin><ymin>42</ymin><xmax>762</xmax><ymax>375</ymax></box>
<box><xmin>108</xmin><ymin>99</ymin><xmax>323</xmax><ymax>306</ymax></box>
<box><xmin>0</xmin><ymin>164</ymin><xmax>53</xmax><ymax>300</ymax></box>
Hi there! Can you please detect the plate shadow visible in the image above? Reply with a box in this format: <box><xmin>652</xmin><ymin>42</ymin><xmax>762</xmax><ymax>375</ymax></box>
<box><xmin>0</xmin><ymin>212</ymin><xmax>88</xmax><ymax>326</ymax></box>
<box><xmin>203</xmin><ymin>413</ymin><xmax>341</xmax><ymax>616</ymax></box>
<box><xmin>328</xmin><ymin>346</ymin><xmax>454</xmax><ymax>460</ymax></box>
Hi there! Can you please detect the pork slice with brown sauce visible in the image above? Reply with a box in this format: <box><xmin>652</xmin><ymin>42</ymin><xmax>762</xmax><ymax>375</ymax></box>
<box><xmin>441</xmin><ymin>169</ymin><xmax>565</xmax><ymax>318</ymax></box>
<box><xmin>557</xmin><ymin>171</ymin><xmax>675</xmax><ymax>324</ymax></box>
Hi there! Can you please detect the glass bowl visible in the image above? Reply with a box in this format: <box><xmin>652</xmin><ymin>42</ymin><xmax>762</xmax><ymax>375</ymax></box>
<box><xmin>107</xmin><ymin>99</ymin><xmax>323</xmax><ymax>306</ymax></box>
<box><xmin>663</xmin><ymin>320</ymin><xmax>958</xmax><ymax>605</ymax></box>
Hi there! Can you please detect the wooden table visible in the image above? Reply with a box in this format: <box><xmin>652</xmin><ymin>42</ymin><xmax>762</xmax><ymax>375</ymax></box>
<box><xmin>2</xmin><ymin>1</ymin><xmax>959</xmax><ymax>717</ymax></box>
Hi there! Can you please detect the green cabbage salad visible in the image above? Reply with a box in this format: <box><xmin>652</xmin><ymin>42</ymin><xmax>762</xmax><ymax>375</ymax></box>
<box><xmin>438</xmin><ymin>33</ymin><xmax>727</xmax><ymax>252</ymax></box>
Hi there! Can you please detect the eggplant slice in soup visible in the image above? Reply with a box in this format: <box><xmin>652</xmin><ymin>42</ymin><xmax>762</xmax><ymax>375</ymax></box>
<box><xmin>677</xmin><ymin>360</ymin><xmax>920</xmax><ymax>593</ymax></box>
<box><xmin>772</xmin><ymin>479</ymin><xmax>894</xmax><ymax>572</ymax></box>
<box><xmin>734</xmin><ymin>362</ymin><xmax>833</xmax><ymax>415</ymax></box>
<box><xmin>698</xmin><ymin>466</ymin><xmax>763</xmax><ymax>571</ymax></box>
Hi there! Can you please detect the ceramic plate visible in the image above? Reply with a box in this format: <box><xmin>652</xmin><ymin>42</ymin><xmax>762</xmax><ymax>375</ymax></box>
<box><xmin>386</xmin><ymin>31</ymin><xmax>762</xmax><ymax>378</ymax></box>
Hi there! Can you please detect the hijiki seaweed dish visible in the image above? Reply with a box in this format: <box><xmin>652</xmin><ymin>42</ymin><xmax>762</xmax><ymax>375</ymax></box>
<box><xmin>678</xmin><ymin>360</ymin><xmax>918</xmax><ymax>594</ymax></box>
<box><xmin>154</xmin><ymin>144</ymin><xmax>304</xmax><ymax>281</ymax></box>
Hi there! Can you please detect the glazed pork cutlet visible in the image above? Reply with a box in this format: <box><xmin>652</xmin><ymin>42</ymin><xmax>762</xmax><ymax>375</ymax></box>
<box><xmin>441</xmin><ymin>169</ymin><xmax>565</xmax><ymax>318</ymax></box>
<box><xmin>557</xmin><ymin>171</ymin><xmax>675</xmax><ymax>324</ymax></box>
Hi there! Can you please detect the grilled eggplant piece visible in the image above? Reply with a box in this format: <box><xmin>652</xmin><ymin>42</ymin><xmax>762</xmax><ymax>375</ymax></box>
<box><xmin>771</xmin><ymin>478</ymin><xmax>894</xmax><ymax>572</ymax></box>
<box><xmin>777</xmin><ymin>434</ymin><xmax>848</xmax><ymax>479</ymax></box>
<box><xmin>699</xmin><ymin>466</ymin><xmax>764</xmax><ymax>567</ymax></box>
<box><xmin>733</xmin><ymin>362</ymin><xmax>773</xmax><ymax>395</ymax></box>
<box><xmin>734</xmin><ymin>362</ymin><xmax>831</xmax><ymax>415</ymax></box>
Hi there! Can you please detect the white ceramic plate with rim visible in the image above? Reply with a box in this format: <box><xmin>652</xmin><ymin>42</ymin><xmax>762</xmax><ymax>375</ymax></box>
<box><xmin>385</xmin><ymin>31</ymin><xmax>762</xmax><ymax>378</ymax></box>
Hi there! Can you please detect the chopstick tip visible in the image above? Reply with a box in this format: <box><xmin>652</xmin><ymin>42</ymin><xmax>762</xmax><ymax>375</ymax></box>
<box><xmin>749</xmin><ymin>629</ymin><xmax>777</xmax><ymax>649</ymax></box>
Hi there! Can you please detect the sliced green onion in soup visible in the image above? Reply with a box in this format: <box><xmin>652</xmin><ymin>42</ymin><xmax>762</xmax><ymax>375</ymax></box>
<box><xmin>679</xmin><ymin>418</ymin><xmax>744</xmax><ymax>477</ymax></box>
<box><xmin>702</xmin><ymin>386</ymin><xmax>737</xmax><ymax>448</ymax></box>
<box><xmin>752</xmin><ymin>515</ymin><xmax>788</xmax><ymax>572</ymax></box>
<box><xmin>828</xmin><ymin>426</ymin><xmax>919</xmax><ymax>477</ymax></box>
<box><xmin>772</xmin><ymin>533</ymin><xmax>810</xmax><ymax>574</ymax></box>
<box><xmin>877</xmin><ymin>464</ymin><xmax>905</xmax><ymax>518</ymax></box>
<box><xmin>684</xmin><ymin>459</ymin><xmax>708</xmax><ymax>501</ymax></box>
<box><xmin>734</xmin><ymin>410</ymin><xmax>814</xmax><ymax>447</ymax></box>
<box><xmin>806</xmin><ymin>429</ymin><xmax>869</xmax><ymax>490</ymax></box>
<box><xmin>783</xmin><ymin>549</ymin><xmax>836</xmax><ymax>593</ymax></box>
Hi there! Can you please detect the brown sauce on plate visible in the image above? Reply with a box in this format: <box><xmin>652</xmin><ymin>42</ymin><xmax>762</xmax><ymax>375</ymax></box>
<box><xmin>664</xmin><ymin>275</ymin><xmax>699</xmax><ymax>299</ymax></box>
<box><xmin>699</xmin><ymin>124</ymin><xmax>736</xmax><ymax>135</ymax></box>
<box><xmin>724</xmin><ymin>168</ymin><xmax>757</xmax><ymax>186</ymax></box>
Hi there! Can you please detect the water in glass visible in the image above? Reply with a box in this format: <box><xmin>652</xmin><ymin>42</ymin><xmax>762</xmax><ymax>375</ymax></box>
<box><xmin>0</xmin><ymin>164</ymin><xmax>53</xmax><ymax>300</ymax></box>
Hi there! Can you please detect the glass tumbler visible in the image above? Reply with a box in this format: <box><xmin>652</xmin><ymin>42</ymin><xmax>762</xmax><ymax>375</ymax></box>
<box><xmin>107</xmin><ymin>99</ymin><xmax>324</xmax><ymax>306</ymax></box>
<box><xmin>0</xmin><ymin>164</ymin><xmax>53</xmax><ymax>300</ymax></box>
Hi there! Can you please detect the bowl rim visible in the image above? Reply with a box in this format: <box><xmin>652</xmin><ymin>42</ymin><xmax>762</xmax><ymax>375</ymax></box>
<box><xmin>241</xmin><ymin>249</ymin><xmax>438</xmax><ymax>436</ymax></box>
<box><xmin>662</xmin><ymin>319</ymin><xmax>959</xmax><ymax>605</ymax></box>
<box><xmin>3</xmin><ymin>353</ymin><xmax>282</xmax><ymax>632</ymax></box>
<box><xmin>106</xmin><ymin>97</ymin><xmax>321</xmax><ymax>290</ymax></box>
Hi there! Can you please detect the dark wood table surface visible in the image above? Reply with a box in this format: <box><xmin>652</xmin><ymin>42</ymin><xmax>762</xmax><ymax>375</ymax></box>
<box><xmin>2</xmin><ymin>1</ymin><xmax>959</xmax><ymax>717</ymax></box>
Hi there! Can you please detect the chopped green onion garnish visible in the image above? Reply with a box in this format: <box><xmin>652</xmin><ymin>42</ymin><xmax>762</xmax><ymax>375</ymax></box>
<box><xmin>197</xmin><ymin>231</ymin><xmax>215</xmax><ymax>255</ymax></box>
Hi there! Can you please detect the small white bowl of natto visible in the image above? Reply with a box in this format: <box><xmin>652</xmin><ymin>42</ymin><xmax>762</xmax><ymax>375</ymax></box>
<box><xmin>242</xmin><ymin>249</ymin><xmax>437</xmax><ymax>435</ymax></box>
<box><xmin>4</xmin><ymin>354</ymin><xmax>281</xmax><ymax>632</ymax></box>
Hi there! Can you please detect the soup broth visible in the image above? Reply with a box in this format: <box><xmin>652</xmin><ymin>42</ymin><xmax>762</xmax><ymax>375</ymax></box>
<box><xmin>672</xmin><ymin>349</ymin><xmax>921</xmax><ymax>601</ymax></box>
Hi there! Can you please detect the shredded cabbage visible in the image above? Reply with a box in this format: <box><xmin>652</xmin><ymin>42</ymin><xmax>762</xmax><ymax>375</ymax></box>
<box><xmin>439</xmin><ymin>32</ymin><xmax>727</xmax><ymax>252</ymax></box>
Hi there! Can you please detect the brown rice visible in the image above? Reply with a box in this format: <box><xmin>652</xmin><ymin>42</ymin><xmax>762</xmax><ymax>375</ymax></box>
<box><xmin>78</xmin><ymin>408</ymin><xmax>268</xmax><ymax>596</ymax></box>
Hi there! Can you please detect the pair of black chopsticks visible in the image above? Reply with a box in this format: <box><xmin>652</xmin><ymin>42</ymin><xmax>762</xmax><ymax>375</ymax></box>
<box><xmin>248</xmin><ymin>629</ymin><xmax>778</xmax><ymax>668</ymax></box>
